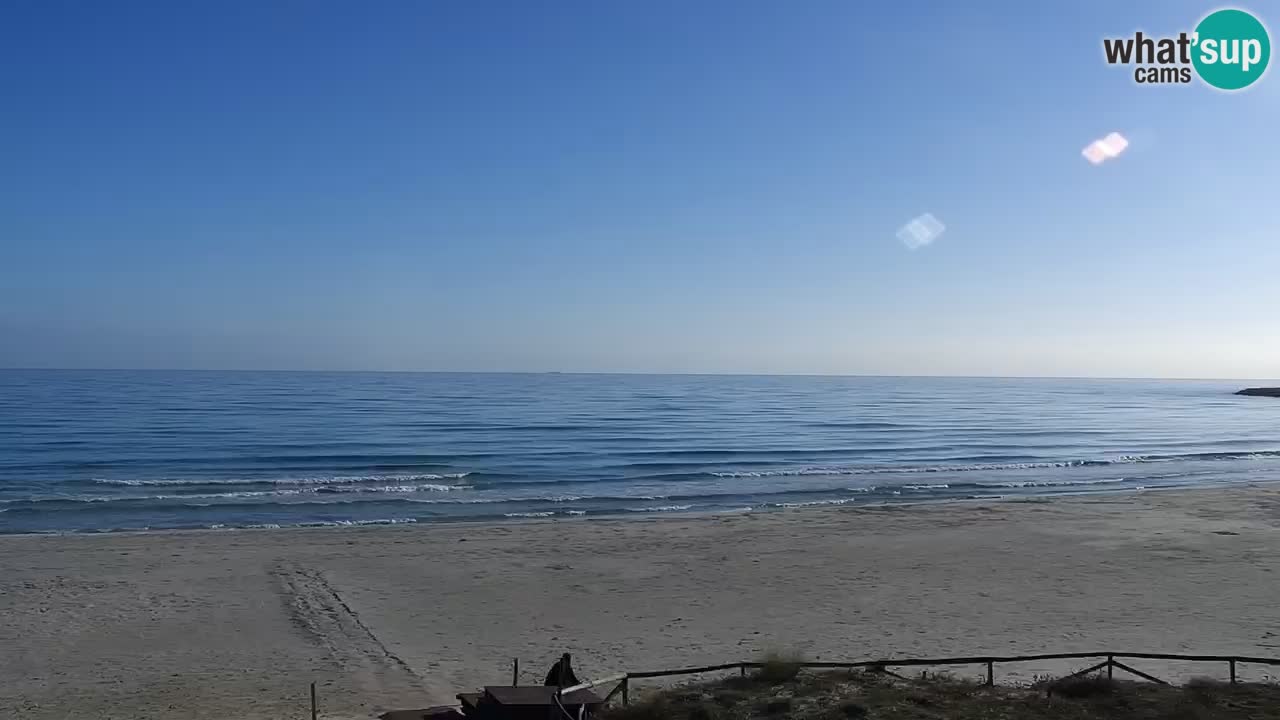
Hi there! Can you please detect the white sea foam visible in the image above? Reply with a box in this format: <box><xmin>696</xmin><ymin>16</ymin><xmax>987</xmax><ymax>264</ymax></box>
<box><xmin>298</xmin><ymin>518</ymin><xmax>418</xmax><ymax>527</ymax></box>
<box><xmin>504</xmin><ymin>511</ymin><xmax>556</xmax><ymax>518</ymax></box>
<box><xmin>708</xmin><ymin>463</ymin><xmax>1091</xmax><ymax>478</ymax></box>
<box><xmin>354</xmin><ymin>484</ymin><xmax>460</xmax><ymax>494</ymax></box>
<box><xmin>142</xmin><ymin>483</ymin><xmax>464</xmax><ymax>501</ymax></box>
<box><xmin>993</xmin><ymin>477</ymin><xmax>1126</xmax><ymax>488</ymax></box>
<box><xmin>170</xmin><ymin>488</ymin><xmax>315</xmax><ymax>500</ymax></box>
<box><xmin>627</xmin><ymin>504</ymin><xmax>693</xmax><ymax>513</ymax></box>
<box><xmin>224</xmin><ymin>518</ymin><xmax>417</xmax><ymax>529</ymax></box>
<box><xmin>705</xmin><ymin>453</ymin><xmax>1280</xmax><ymax>479</ymax></box>
<box><xmin>93</xmin><ymin>473</ymin><xmax>471</xmax><ymax>487</ymax></box>
<box><xmin>775</xmin><ymin>498</ymin><xmax>859</xmax><ymax>508</ymax></box>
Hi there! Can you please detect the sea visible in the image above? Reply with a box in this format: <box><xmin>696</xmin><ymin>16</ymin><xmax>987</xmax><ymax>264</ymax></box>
<box><xmin>1</xmin><ymin>370</ymin><xmax>1278</xmax><ymax>534</ymax></box>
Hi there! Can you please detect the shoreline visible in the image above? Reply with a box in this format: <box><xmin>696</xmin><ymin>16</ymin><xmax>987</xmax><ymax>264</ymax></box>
<box><xmin>4</xmin><ymin>484</ymin><xmax>1280</xmax><ymax>719</ymax></box>
<box><xmin>3</xmin><ymin>478</ymin><xmax>1276</xmax><ymax>540</ymax></box>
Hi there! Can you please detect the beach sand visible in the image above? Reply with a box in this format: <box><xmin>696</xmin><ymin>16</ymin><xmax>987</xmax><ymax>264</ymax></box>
<box><xmin>3</xmin><ymin>485</ymin><xmax>1280</xmax><ymax>720</ymax></box>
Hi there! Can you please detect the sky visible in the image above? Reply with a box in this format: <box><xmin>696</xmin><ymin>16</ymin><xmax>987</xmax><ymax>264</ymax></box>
<box><xmin>1</xmin><ymin>0</ymin><xmax>1277</xmax><ymax>378</ymax></box>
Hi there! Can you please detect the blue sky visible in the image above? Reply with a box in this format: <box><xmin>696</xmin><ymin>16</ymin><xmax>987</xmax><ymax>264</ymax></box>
<box><xmin>1</xmin><ymin>0</ymin><xmax>1277</xmax><ymax>377</ymax></box>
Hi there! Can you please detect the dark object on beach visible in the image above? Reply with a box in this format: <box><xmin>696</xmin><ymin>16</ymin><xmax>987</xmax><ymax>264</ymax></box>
<box><xmin>455</xmin><ymin>653</ymin><xmax>604</xmax><ymax>717</ymax></box>
<box><xmin>1236</xmin><ymin>387</ymin><xmax>1280</xmax><ymax>397</ymax></box>
<box><xmin>458</xmin><ymin>686</ymin><xmax>603</xmax><ymax>720</ymax></box>
<box><xmin>455</xmin><ymin>653</ymin><xmax>601</xmax><ymax>720</ymax></box>
<box><xmin>545</xmin><ymin>653</ymin><xmax>581</xmax><ymax>687</ymax></box>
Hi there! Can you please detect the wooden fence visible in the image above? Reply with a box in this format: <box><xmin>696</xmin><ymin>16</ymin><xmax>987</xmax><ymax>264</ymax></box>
<box><xmin>558</xmin><ymin>651</ymin><xmax>1280</xmax><ymax>705</ymax></box>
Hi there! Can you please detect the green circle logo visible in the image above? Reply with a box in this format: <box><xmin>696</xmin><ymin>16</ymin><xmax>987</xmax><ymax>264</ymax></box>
<box><xmin>1192</xmin><ymin>9</ymin><xmax>1271</xmax><ymax>90</ymax></box>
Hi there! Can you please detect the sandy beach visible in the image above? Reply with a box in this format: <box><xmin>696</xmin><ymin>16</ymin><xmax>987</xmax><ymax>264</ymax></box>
<box><xmin>3</xmin><ymin>485</ymin><xmax>1280</xmax><ymax>720</ymax></box>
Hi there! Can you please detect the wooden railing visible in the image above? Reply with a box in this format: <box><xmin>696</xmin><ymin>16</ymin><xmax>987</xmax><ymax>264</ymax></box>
<box><xmin>558</xmin><ymin>650</ymin><xmax>1280</xmax><ymax>706</ymax></box>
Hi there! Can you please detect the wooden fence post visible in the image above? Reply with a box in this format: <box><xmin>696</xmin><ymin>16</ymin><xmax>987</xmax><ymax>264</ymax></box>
<box><xmin>622</xmin><ymin>677</ymin><xmax>630</xmax><ymax>706</ymax></box>
<box><xmin>513</xmin><ymin>658</ymin><xmax>519</xmax><ymax>686</ymax></box>
<box><xmin>1107</xmin><ymin>655</ymin><xmax>1114</xmax><ymax>680</ymax></box>
<box><xmin>1230</xmin><ymin>660</ymin><xmax>1237</xmax><ymax>684</ymax></box>
<box><xmin>986</xmin><ymin>662</ymin><xmax>994</xmax><ymax>686</ymax></box>
<box><xmin>311</xmin><ymin>681</ymin><xmax>318</xmax><ymax>720</ymax></box>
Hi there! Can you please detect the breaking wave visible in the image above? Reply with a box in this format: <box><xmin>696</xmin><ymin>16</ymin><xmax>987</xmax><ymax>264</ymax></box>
<box><xmin>708</xmin><ymin>450</ymin><xmax>1280</xmax><ymax>478</ymax></box>
<box><xmin>91</xmin><ymin>473</ymin><xmax>472</xmax><ymax>487</ymax></box>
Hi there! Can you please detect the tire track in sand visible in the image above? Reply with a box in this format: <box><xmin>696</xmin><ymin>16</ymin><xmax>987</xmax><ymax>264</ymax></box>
<box><xmin>273</xmin><ymin>564</ymin><xmax>444</xmax><ymax>709</ymax></box>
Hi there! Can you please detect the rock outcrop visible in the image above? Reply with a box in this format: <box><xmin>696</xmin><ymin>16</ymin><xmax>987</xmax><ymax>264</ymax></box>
<box><xmin>1236</xmin><ymin>387</ymin><xmax>1280</xmax><ymax>397</ymax></box>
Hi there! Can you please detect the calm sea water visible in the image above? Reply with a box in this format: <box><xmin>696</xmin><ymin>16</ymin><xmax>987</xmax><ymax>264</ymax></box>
<box><xmin>1</xmin><ymin>370</ymin><xmax>1279</xmax><ymax>534</ymax></box>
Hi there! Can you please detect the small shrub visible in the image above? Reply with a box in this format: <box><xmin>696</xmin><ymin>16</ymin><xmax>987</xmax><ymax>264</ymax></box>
<box><xmin>1052</xmin><ymin>673</ymin><xmax>1117</xmax><ymax>699</ymax></box>
<box><xmin>838</xmin><ymin>701</ymin><xmax>867</xmax><ymax>718</ymax></box>
<box><xmin>711</xmin><ymin>688</ymin><xmax>749</xmax><ymax>707</ymax></box>
<box><xmin>1185</xmin><ymin>676</ymin><xmax>1231</xmax><ymax>693</ymax></box>
<box><xmin>1179</xmin><ymin>677</ymin><xmax>1234</xmax><ymax>714</ymax></box>
<box><xmin>756</xmin><ymin>650</ymin><xmax>804</xmax><ymax>684</ymax></box>
<box><xmin>1164</xmin><ymin>700</ymin><xmax>1213</xmax><ymax>720</ymax></box>
<box><xmin>606</xmin><ymin>696</ymin><xmax>670</xmax><ymax>720</ymax></box>
<box><xmin>760</xmin><ymin>696</ymin><xmax>792</xmax><ymax>715</ymax></box>
<box><xmin>686</xmin><ymin>702</ymin><xmax>725</xmax><ymax>720</ymax></box>
<box><xmin>905</xmin><ymin>692</ymin><xmax>936</xmax><ymax>706</ymax></box>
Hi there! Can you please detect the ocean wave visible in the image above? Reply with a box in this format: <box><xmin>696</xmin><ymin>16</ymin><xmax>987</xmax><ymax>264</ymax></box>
<box><xmin>709</xmin><ymin>463</ymin><xmax>1093</xmax><ymax>478</ymax></box>
<box><xmin>0</xmin><ymin>482</ymin><xmax>470</xmax><ymax>507</ymax></box>
<box><xmin>199</xmin><ymin>518</ymin><xmax>422</xmax><ymax>530</ymax></box>
<box><xmin>0</xmin><ymin>473</ymin><xmax>1179</xmax><ymax>514</ymax></box>
<box><xmin>294</xmin><ymin>518</ymin><xmax>419</xmax><ymax>527</ymax></box>
<box><xmin>775</xmin><ymin>498</ymin><xmax>860</xmax><ymax>508</ymax></box>
<box><xmin>6</xmin><ymin>450</ymin><xmax>1276</xmax><ymax>528</ymax></box>
<box><xmin>0</xmin><ymin>477</ymin><xmax>1262</xmax><ymax>531</ymax></box>
<box><xmin>707</xmin><ymin>450</ymin><xmax>1280</xmax><ymax>478</ymax></box>
<box><xmin>91</xmin><ymin>473</ymin><xmax>471</xmax><ymax>488</ymax></box>
<box><xmin>501</xmin><ymin>509</ymin><xmax>591</xmax><ymax>518</ymax></box>
<box><xmin>1</xmin><ymin>498</ymin><xmax>455</xmax><ymax>515</ymax></box>
<box><xmin>178</xmin><ymin>483</ymin><xmax>466</xmax><ymax>500</ymax></box>
<box><xmin>437</xmin><ymin>450</ymin><xmax>1280</xmax><ymax>492</ymax></box>
<box><xmin>0</xmin><ymin>489</ymin><xmax>677</xmax><ymax>510</ymax></box>
<box><xmin>989</xmin><ymin>477</ymin><xmax>1127</xmax><ymax>488</ymax></box>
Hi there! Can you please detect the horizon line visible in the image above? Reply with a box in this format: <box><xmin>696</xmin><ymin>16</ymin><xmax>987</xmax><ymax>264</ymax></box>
<box><xmin>0</xmin><ymin>367</ymin><xmax>1274</xmax><ymax>383</ymax></box>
